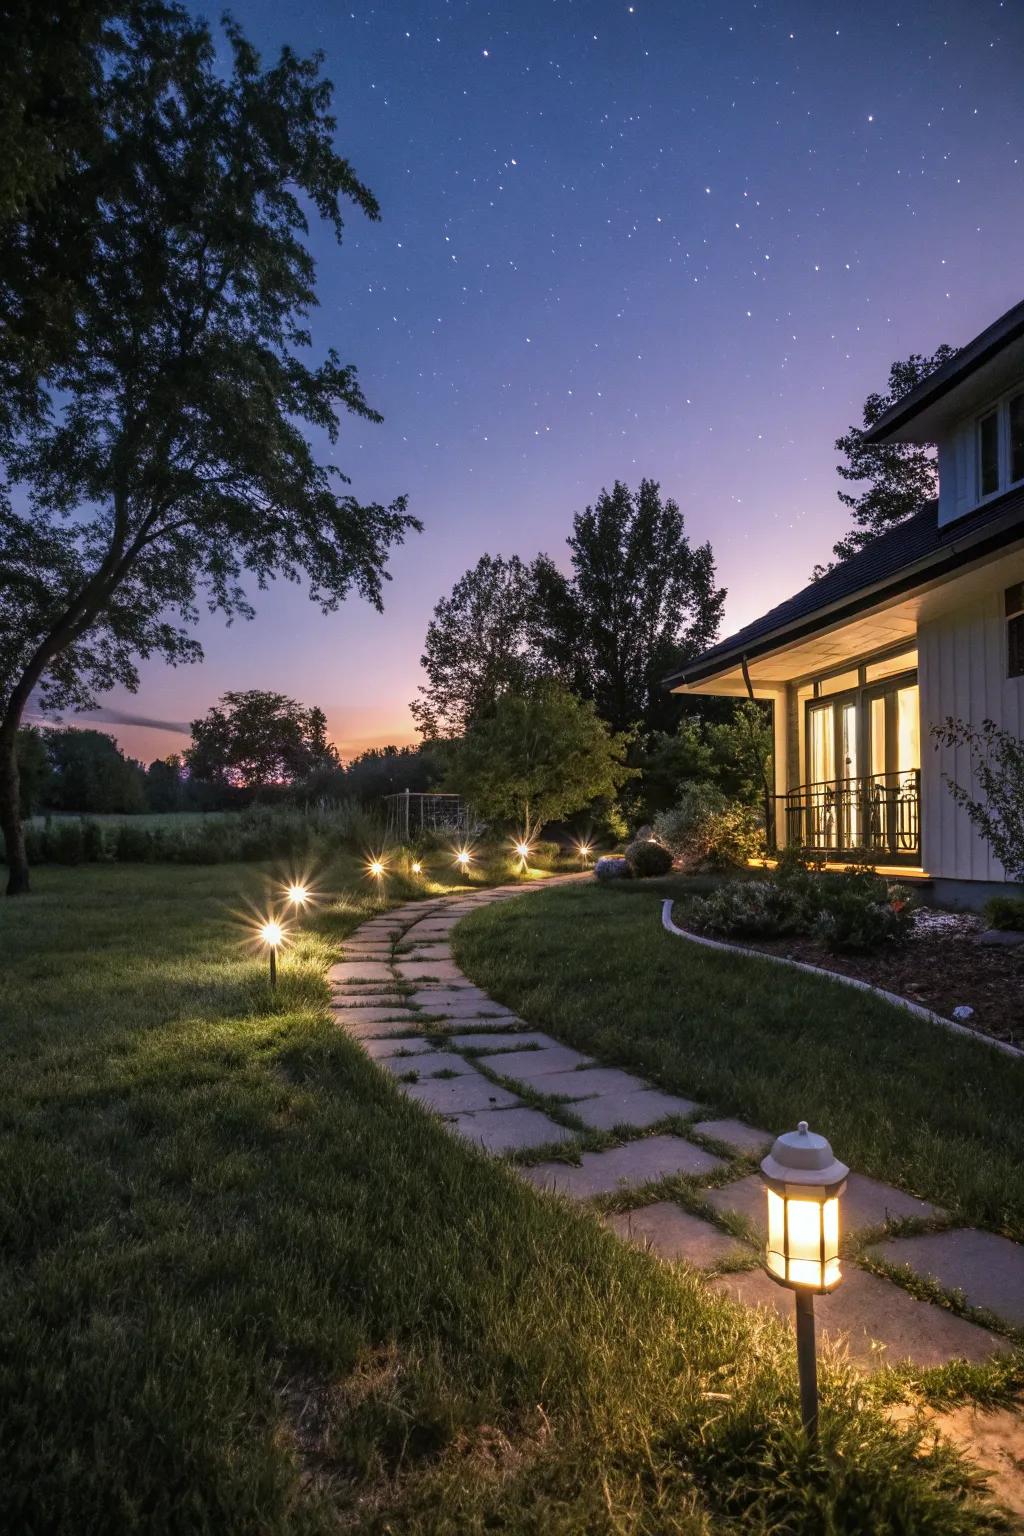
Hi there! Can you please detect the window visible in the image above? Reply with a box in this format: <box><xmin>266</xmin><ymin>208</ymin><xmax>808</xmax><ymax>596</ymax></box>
<box><xmin>1008</xmin><ymin>583</ymin><xmax>1024</xmax><ymax>680</ymax></box>
<box><xmin>979</xmin><ymin>410</ymin><xmax>1000</xmax><ymax>497</ymax></box>
<box><xmin>1010</xmin><ymin>392</ymin><xmax>1024</xmax><ymax>486</ymax></box>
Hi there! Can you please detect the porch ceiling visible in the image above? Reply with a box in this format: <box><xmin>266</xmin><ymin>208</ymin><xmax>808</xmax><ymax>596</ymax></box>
<box><xmin>674</xmin><ymin>544</ymin><xmax>1024</xmax><ymax>697</ymax></box>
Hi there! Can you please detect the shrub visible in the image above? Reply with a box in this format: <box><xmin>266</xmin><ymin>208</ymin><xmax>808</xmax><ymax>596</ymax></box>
<box><xmin>690</xmin><ymin>863</ymin><xmax>915</xmax><ymax>952</ymax></box>
<box><xmin>654</xmin><ymin>784</ymin><xmax>762</xmax><ymax>871</ymax></box>
<box><xmin>624</xmin><ymin>839</ymin><xmax>673</xmax><ymax>878</ymax></box>
<box><xmin>594</xmin><ymin>855</ymin><xmax>632</xmax><ymax>882</ymax></box>
<box><xmin>816</xmin><ymin>881</ymin><xmax>915</xmax><ymax>953</ymax></box>
<box><xmin>690</xmin><ymin>879</ymin><xmax>809</xmax><ymax>940</ymax></box>
<box><xmin>982</xmin><ymin>894</ymin><xmax>1024</xmax><ymax>931</ymax></box>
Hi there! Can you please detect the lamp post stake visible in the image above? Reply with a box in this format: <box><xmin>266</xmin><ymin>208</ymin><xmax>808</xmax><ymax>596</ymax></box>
<box><xmin>269</xmin><ymin>946</ymin><xmax>277</xmax><ymax>987</ymax></box>
<box><xmin>793</xmin><ymin>1291</ymin><xmax>818</xmax><ymax>1441</ymax></box>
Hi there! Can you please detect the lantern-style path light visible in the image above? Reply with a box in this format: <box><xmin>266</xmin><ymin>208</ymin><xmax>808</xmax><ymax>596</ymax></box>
<box><xmin>760</xmin><ymin>1121</ymin><xmax>849</xmax><ymax>1441</ymax></box>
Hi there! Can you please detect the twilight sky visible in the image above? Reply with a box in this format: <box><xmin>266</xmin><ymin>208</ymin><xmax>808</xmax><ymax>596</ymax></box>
<box><xmin>58</xmin><ymin>0</ymin><xmax>1024</xmax><ymax>764</ymax></box>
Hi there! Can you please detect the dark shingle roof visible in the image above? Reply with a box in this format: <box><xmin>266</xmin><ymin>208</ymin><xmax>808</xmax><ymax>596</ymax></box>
<box><xmin>864</xmin><ymin>297</ymin><xmax>1024</xmax><ymax>443</ymax></box>
<box><xmin>667</xmin><ymin>486</ymin><xmax>1024</xmax><ymax>688</ymax></box>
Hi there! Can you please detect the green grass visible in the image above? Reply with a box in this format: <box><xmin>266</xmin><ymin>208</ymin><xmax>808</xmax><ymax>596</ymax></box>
<box><xmin>453</xmin><ymin>881</ymin><xmax>1024</xmax><ymax>1242</ymax></box>
<box><xmin>0</xmin><ymin>862</ymin><xmax>1018</xmax><ymax>1533</ymax></box>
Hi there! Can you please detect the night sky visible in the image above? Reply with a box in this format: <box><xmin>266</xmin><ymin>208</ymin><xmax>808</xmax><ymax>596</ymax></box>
<box><xmin>69</xmin><ymin>0</ymin><xmax>1024</xmax><ymax>764</ymax></box>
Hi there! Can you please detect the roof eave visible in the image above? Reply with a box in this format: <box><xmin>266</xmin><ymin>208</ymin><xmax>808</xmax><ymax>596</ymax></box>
<box><xmin>666</xmin><ymin>509</ymin><xmax>1024</xmax><ymax>691</ymax></box>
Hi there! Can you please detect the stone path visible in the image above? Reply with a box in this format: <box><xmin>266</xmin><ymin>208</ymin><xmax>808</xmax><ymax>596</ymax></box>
<box><xmin>331</xmin><ymin>881</ymin><xmax>1024</xmax><ymax>1385</ymax></box>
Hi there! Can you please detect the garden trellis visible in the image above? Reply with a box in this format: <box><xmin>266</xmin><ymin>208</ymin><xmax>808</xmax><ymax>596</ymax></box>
<box><xmin>383</xmin><ymin>789</ymin><xmax>475</xmax><ymax>843</ymax></box>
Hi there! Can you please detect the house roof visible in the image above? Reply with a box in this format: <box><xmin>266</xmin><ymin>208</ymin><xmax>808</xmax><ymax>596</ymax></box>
<box><xmin>666</xmin><ymin>484</ymin><xmax>1024</xmax><ymax>689</ymax></box>
<box><xmin>864</xmin><ymin>297</ymin><xmax>1024</xmax><ymax>443</ymax></box>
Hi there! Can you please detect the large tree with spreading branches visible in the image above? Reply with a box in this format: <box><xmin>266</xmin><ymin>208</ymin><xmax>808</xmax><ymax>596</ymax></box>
<box><xmin>0</xmin><ymin>4</ymin><xmax>418</xmax><ymax>892</ymax></box>
<box><xmin>815</xmin><ymin>345</ymin><xmax>957</xmax><ymax>578</ymax></box>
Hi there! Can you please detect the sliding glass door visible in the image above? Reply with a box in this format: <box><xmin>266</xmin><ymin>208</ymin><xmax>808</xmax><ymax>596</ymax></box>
<box><xmin>800</xmin><ymin>671</ymin><xmax>919</xmax><ymax>859</ymax></box>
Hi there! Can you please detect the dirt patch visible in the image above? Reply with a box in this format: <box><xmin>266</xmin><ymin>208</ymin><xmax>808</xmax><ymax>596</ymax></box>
<box><xmin>678</xmin><ymin>909</ymin><xmax>1024</xmax><ymax>1050</ymax></box>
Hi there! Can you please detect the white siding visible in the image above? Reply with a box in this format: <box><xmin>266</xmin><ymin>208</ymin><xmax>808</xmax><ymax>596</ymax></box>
<box><xmin>918</xmin><ymin>593</ymin><xmax>1024</xmax><ymax>880</ymax></box>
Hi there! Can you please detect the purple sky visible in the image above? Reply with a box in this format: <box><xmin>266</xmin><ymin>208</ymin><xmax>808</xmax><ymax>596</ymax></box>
<box><xmin>57</xmin><ymin>0</ymin><xmax>1024</xmax><ymax>765</ymax></box>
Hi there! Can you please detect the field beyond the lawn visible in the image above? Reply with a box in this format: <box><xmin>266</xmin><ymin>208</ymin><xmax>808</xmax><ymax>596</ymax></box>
<box><xmin>0</xmin><ymin>861</ymin><xmax>1018</xmax><ymax>1534</ymax></box>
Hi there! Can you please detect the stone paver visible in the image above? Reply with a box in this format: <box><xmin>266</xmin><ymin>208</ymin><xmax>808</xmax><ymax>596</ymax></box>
<box><xmin>606</xmin><ymin>1201</ymin><xmax>751</xmax><ymax>1268</ymax></box>
<box><xmin>452</xmin><ymin>1108</ymin><xmax>576</xmax><ymax>1154</ymax></box>
<box><xmin>328</xmin><ymin>960</ymin><xmax>395</xmax><ymax>984</ymax></box>
<box><xmin>408</xmin><ymin>991</ymin><xmax>516</xmax><ymax>1016</ymax></box>
<box><xmin>570</xmin><ymin>1088</ymin><xmax>699</xmax><ymax>1131</ymax></box>
<box><xmin>523</xmin><ymin>1135</ymin><xmax>726</xmax><ymax>1199</ymax></box>
<box><xmin>477</xmin><ymin>1045</ymin><xmax>594</xmax><ymax>1078</ymax></box>
<box><xmin>450</xmin><ymin>1031</ymin><xmax>560</xmax><ymax>1051</ymax></box>
<box><xmin>361</xmin><ymin>1036</ymin><xmax>437</xmax><ymax>1059</ymax></box>
<box><xmin>709</xmin><ymin>1265</ymin><xmax>1001</xmax><ymax>1370</ymax></box>
<box><xmin>379</xmin><ymin>1051</ymin><xmax>477</xmax><ymax>1077</ymax></box>
<box><xmin>330</xmin><ymin>1005</ymin><xmax>419</xmax><ymax>1025</ymax></box>
<box><xmin>401</xmin><ymin>1074</ymin><xmax>521</xmax><ymax>1114</ymax></box>
<box><xmin>532</xmin><ymin>1066</ymin><xmax>650</xmax><ymax>1100</ymax></box>
<box><xmin>691</xmin><ymin>1118</ymin><xmax>773</xmax><ymax>1155</ymax></box>
<box><xmin>394</xmin><ymin>960</ymin><xmax>466</xmax><ymax>982</ymax></box>
<box><xmin>705</xmin><ymin>1170</ymin><xmax>940</xmax><ymax>1238</ymax></box>
<box><xmin>872</xmin><ymin>1229</ymin><xmax>1024</xmax><ymax>1328</ymax></box>
<box><xmin>345</xmin><ymin>1018</ymin><xmax>431</xmax><ymax>1040</ymax></box>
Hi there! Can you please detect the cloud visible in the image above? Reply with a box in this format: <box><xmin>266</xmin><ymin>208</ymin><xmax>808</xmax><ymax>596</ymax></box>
<box><xmin>24</xmin><ymin>704</ymin><xmax>189</xmax><ymax>734</ymax></box>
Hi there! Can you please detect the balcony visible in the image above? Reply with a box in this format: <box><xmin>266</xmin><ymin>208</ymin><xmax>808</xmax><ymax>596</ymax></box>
<box><xmin>778</xmin><ymin>768</ymin><xmax>921</xmax><ymax>864</ymax></box>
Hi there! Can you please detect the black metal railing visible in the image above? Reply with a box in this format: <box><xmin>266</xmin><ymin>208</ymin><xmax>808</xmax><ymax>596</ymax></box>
<box><xmin>778</xmin><ymin>769</ymin><xmax>920</xmax><ymax>863</ymax></box>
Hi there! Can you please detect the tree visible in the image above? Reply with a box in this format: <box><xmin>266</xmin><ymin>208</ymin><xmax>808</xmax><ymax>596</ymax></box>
<box><xmin>145</xmin><ymin>754</ymin><xmax>187</xmax><ymax>813</ymax></box>
<box><xmin>545</xmin><ymin>479</ymin><xmax>725</xmax><ymax>736</ymax></box>
<box><xmin>446</xmin><ymin>681</ymin><xmax>635</xmax><ymax>834</ymax></box>
<box><xmin>411</xmin><ymin>554</ymin><xmax>549</xmax><ymax>738</ymax></box>
<box><xmin>344</xmin><ymin>744</ymin><xmax>443</xmax><ymax>801</ymax></box>
<box><xmin>933</xmin><ymin>717</ymin><xmax>1024</xmax><ymax>883</ymax></box>
<box><xmin>0</xmin><ymin>7</ymin><xmax>418</xmax><ymax>893</ymax></box>
<box><xmin>184</xmin><ymin>691</ymin><xmax>339</xmax><ymax>791</ymax></box>
<box><xmin>815</xmin><ymin>345</ymin><xmax>957</xmax><ymax>577</ymax></box>
<box><xmin>43</xmin><ymin>726</ymin><xmax>146</xmax><ymax>813</ymax></box>
<box><xmin>15</xmin><ymin>727</ymin><xmax>51</xmax><ymax>817</ymax></box>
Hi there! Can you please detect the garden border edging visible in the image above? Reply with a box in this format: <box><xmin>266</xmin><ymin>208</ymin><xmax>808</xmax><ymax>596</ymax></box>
<box><xmin>660</xmin><ymin>899</ymin><xmax>1024</xmax><ymax>1061</ymax></box>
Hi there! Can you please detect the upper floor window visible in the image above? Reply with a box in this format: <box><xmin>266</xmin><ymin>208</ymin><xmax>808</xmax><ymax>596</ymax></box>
<box><xmin>977</xmin><ymin>390</ymin><xmax>1024</xmax><ymax>500</ymax></box>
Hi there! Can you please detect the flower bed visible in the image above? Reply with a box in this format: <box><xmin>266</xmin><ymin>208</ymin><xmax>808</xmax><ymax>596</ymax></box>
<box><xmin>673</xmin><ymin>903</ymin><xmax>1023</xmax><ymax>1049</ymax></box>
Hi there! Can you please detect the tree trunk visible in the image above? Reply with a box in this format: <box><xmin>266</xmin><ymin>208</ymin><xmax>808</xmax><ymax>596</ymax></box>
<box><xmin>0</xmin><ymin>724</ymin><xmax>30</xmax><ymax>895</ymax></box>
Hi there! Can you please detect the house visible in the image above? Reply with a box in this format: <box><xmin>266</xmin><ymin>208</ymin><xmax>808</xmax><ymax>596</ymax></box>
<box><xmin>666</xmin><ymin>299</ymin><xmax>1024</xmax><ymax>906</ymax></box>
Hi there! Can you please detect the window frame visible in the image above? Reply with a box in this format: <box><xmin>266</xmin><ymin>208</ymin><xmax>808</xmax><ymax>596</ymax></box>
<box><xmin>975</xmin><ymin>386</ymin><xmax>1024</xmax><ymax>503</ymax></box>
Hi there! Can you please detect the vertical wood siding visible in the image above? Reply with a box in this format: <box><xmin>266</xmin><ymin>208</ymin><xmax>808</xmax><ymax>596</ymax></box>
<box><xmin>919</xmin><ymin>593</ymin><xmax>1024</xmax><ymax>880</ymax></box>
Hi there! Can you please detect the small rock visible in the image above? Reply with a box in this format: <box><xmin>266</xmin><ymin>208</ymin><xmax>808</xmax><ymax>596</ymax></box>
<box><xmin>976</xmin><ymin>928</ymin><xmax>1024</xmax><ymax>949</ymax></box>
<box><xmin>952</xmin><ymin>1005</ymin><xmax>975</xmax><ymax>1022</ymax></box>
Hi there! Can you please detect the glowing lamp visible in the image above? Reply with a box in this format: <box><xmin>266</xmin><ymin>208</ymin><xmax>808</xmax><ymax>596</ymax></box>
<box><xmin>514</xmin><ymin>841</ymin><xmax>530</xmax><ymax>860</ymax></box>
<box><xmin>760</xmin><ymin>1121</ymin><xmax>848</xmax><ymax>1438</ymax></box>
<box><xmin>577</xmin><ymin>840</ymin><xmax>592</xmax><ymax>865</ymax></box>
<box><xmin>411</xmin><ymin>861</ymin><xmax>422</xmax><ymax>875</ymax></box>
<box><xmin>455</xmin><ymin>849</ymin><xmax>471</xmax><ymax>869</ymax></box>
<box><xmin>368</xmin><ymin>859</ymin><xmax>385</xmax><ymax>879</ymax></box>
<box><xmin>259</xmin><ymin>919</ymin><xmax>284</xmax><ymax>986</ymax></box>
<box><xmin>286</xmin><ymin>883</ymin><xmax>308</xmax><ymax>907</ymax></box>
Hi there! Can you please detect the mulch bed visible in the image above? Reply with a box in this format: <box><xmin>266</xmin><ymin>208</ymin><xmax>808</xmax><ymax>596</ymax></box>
<box><xmin>678</xmin><ymin>910</ymin><xmax>1024</xmax><ymax>1051</ymax></box>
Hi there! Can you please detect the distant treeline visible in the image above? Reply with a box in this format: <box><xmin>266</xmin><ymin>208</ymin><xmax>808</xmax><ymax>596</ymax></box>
<box><xmin>16</xmin><ymin>726</ymin><xmax>443</xmax><ymax>818</ymax></box>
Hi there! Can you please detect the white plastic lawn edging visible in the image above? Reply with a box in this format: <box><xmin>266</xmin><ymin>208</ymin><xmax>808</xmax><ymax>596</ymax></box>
<box><xmin>660</xmin><ymin>899</ymin><xmax>1024</xmax><ymax>1062</ymax></box>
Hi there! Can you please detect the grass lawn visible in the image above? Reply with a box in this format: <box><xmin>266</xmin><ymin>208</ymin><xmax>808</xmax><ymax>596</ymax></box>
<box><xmin>454</xmin><ymin>879</ymin><xmax>1024</xmax><ymax>1245</ymax></box>
<box><xmin>0</xmin><ymin>860</ymin><xmax>1018</xmax><ymax>1533</ymax></box>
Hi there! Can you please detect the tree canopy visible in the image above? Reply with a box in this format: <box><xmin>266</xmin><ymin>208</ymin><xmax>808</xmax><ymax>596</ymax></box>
<box><xmin>412</xmin><ymin>480</ymin><xmax>723</xmax><ymax>743</ymax></box>
<box><xmin>0</xmin><ymin>4</ymin><xmax>417</xmax><ymax>891</ymax></box>
<box><xmin>184</xmin><ymin>691</ymin><xmax>338</xmax><ymax>790</ymax></box>
<box><xmin>410</xmin><ymin>554</ymin><xmax>550</xmax><ymax>738</ymax></box>
<box><xmin>815</xmin><ymin>345</ymin><xmax>957</xmax><ymax>577</ymax></box>
<box><xmin>445</xmin><ymin>681</ymin><xmax>635</xmax><ymax>833</ymax></box>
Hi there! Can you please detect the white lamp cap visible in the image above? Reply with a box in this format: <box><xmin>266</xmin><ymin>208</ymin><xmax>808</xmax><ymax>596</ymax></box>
<box><xmin>760</xmin><ymin>1120</ymin><xmax>849</xmax><ymax>1189</ymax></box>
